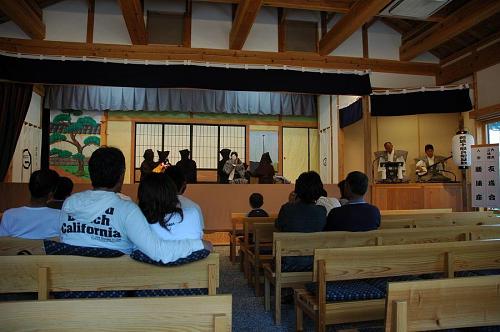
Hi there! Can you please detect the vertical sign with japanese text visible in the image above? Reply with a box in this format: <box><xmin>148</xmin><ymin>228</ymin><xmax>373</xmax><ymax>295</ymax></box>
<box><xmin>472</xmin><ymin>144</ymin><xmax>500</xmax><ymax>208</ymax></box>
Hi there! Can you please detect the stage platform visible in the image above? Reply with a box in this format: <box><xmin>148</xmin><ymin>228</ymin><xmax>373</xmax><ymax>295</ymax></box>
<box><xmin>371</xmin><ymin>182</ymin><xmax>463</xmax><ymax>212</ymax></box>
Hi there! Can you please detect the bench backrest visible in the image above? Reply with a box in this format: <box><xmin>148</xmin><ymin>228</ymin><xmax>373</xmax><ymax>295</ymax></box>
<box><xmin>254</xmin><ymin>222</ymin><xmax>277</xmax><ymax>249</ymax></box>
<box><xmin>381</xmin><ymin>211</ymin><xmax>498</xmax><ymax>229</ymax></box>
<box><xmin>0</xmin><ymin>253</ymin><xmax>219</xmax><ymax>299</ymax></box>
<box><xmin>273</xmin><ymin>225</ymin><xmax>500</xmax><ymax>258</ymax></box>
<box><xmin>242</xmin><ymin>217</ymin><xmax>276</xmax><ymax>246</ymax></box>
<box><xmin>0</xmin><ymin>294</ymin><xmax>232</xmax><ymax>331</ymax></box>
<box><xmin>380</xmin><ymin>208</ymin><xmax>452</xmax><ymax>216</ymax></box>
<box><xmin>385</xmin><ymin>276</ymin><xmax>500</xmax><ymax>332</ymax></box>
<box><xmin>312</xmin><ymin>240</ymin><xmax>500</xmax><ymax>282</ymax></box>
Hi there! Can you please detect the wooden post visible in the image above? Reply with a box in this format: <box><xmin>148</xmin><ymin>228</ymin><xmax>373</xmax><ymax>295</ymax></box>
<box><xmin>362</xmin><ymin>96</ymin><xmax>372</xmax><ymax>203</ymax></box>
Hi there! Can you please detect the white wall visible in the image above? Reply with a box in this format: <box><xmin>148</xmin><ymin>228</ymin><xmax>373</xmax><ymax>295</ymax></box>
<box><xmin>328</xmin><ymin>14</ymin><xmax>363</xmax><ymax>57</ymax></box>
<box><xmin>44</xmin><ymin>0</ymin><xmax>87</xmax><ymax>42</ymax></box>
<box><xmin>368</xmin><ymin>20</ymin><xmax>400</xmax><ymax>60</ymax></box>
<box><xmin>0</xmin><ymin>21</ymin><xmax>29</xmax><ymax>39</ymax></box>
<box><xmin>94</xmin><ymin>0</ymin><xmax>131</xmax><ymax>44</ymax></box>
<box><xmin>477</xmin><ymin>63</ymin><xmax>500</xmax><ymax>109</ymax></box>
<box><xmin>192</xmin><ymin>2</ymin><xmax>231</xmax><ymax>49</ymax></box>
<box><xmin>370</xmin><ymin>72</ymin><xmax>436</xmax><ymax>88</ymax></box>
<box><xmin>11</xmin><ymin>92</ymin><xmax>43</xmax><ymax>183</ymax></box>
<box><xmin>243</xmin><ymin>7</ymin><xmax>278</xmax><ymax>52</ymax></box>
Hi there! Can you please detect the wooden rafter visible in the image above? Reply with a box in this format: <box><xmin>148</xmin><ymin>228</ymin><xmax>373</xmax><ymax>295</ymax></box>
<box><xmin>437</xmin><ymin>40</ymin><xmax>500</xmax><ymax>85</ymax></box>
<box><xmin>318</xmin><ymin>0</ymin><xmax>392</xmax><ymax>56</ymax></box>
<box><xmin>277</xmin><ymin>8</ymin><xmax>286</xmax><ymax>52</ymax></box>
<box><xmin>0</xmin><ymin>0</ymin><xmax>45</xmax><ymax>39</ymax></box>
<box><xmin>229</xmin><ymin>0</ymin><xmax>263</xmax><ymax>50</ymax></box>
<box><xmin>440</xmin><ymin>30</ymin><xmax>500</xmax><ymax>65</ymax></box>
<box><xmin>400</xmin><ymin>0</ymin><xmax>500</xmax><ymax>61</ymax></box>
<box><xmin>195</xmin><ymin>0</ymin><xmax>353</xmax><ymax>13</ymax></box>
<box><xmin>117</xmin><ymin>0</ymin><xmax>147</xmax><ymax>45</ymax></box>
<box><xmin>86</xmin><ymin>0</ymin><xmax>94</xmax><ymax>44</ymax></box>
<box><xmin>0</xmin><ymin>37</ymin><xmax>439</xmax><ymax>76</ymax></box>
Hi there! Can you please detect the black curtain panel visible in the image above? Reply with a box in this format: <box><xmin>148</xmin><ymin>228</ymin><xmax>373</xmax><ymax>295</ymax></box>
<box><xmin>0</xmin><ymin>55</ymin><xmax>372</xmax><ymax>96</ymax></box>
<box><xmin>370</xmin><ymin>89</ymin><xmax>472</xmax><ymax>116</ymax></box>
<box><xmin>339</xmin><ymin>98</ymin><xmax>363</xmax><ymax>128</ymax></box>
<box><xmin>0</xmin><ymin>82</ymin><xmax>33</xmax><ymax>182</ymax></box>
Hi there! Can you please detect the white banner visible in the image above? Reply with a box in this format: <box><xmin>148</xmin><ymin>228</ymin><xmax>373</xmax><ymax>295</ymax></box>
<box><xmin>471</xmin><ymin>144</ymin><xmax>500</xmax><ymax>208</ymax></box>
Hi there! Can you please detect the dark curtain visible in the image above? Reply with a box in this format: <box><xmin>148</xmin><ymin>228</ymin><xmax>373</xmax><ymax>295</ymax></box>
<box><xmin>370</xmin><ymin>89</ymin><xmax>472</xmax><ymax>116</ymax></box>
<box><xmin>339</xmin><ymin>99</ymin><xmax>363</xmax><ymax>128</ymax></box>
<box><xmin>0</xmin><ymin>82</ymin><xmax>33</xmax><ymax>181</ymax></box>
<box><xmin>0</xmin><ymin>55</ymin><xmax>372</xmax><ymax>95</ymax></box>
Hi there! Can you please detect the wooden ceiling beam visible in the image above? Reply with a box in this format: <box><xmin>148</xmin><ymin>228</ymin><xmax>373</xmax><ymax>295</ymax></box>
<box><xmin>318</xmin><ymin>0</ymin><xmax>392</xmax><ymax>56</ymax></box>
<box><xmin>229</xmin><ymin>0</ymin><xmax>263</xmax><ymax>50</ymax></box>
<box><xmin>440</xmin><ymin>30</ymin><xmax>500</xmax><ymax>65</ymax></box>
<box><xmin>0</xmin><ymin>0</ymin><xmax>45</xmax><ymax>39</ymax></box>
<box><xmin>194</xmin><ymin>0</ymin><xmax>353</xmax><ymax>13</ymax></box>
<box><xmin>0</xmin><ymin>37</ymin><xmax>439</xmax><ymax>76</ymax></box>
<box><xmin>437</xmin><ymin>40</ymin><xmax>500</xmax><ymax>85</ymax></box>
<box><xmin>400</xmin><ymin>0</ymin><xmax>500</xmax><ymax>61</ymax></box>
<box><xmin>117</xmin><ymin>0</ymin><xmax>147</xmax><ymax>45</ymax></box>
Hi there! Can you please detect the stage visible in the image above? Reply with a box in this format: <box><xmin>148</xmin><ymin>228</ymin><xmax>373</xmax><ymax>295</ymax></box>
<box><xmin>371</xmin><ymin>182</ymin><xmax>463</xmax><ymax>212</ymax></box>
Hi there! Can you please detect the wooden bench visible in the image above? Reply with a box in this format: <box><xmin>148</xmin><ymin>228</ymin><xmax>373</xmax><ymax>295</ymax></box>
<box><xmin>0</xmin><ymin>294</ymin><xmax>232</xmax><ymax>331</ymax></box>
<box><xmin>380</xmin><ymin>208</ymin><xmax>452</xmax><ymax>216</ymax></box>
<box><xmin>245</xmin><ymin>222</ymin><xmax>276</xmax><ymax>295</ymax></box>
<box><xmin>381</xmin><ymin>211</ymin><xmax>499</xmax><ymax>229</ymax></box>
<box><xmin>230</xmin><ymin>212</ymin><xmax>277</xmax><ymax>263</ymax></box>
<box><xmin>386</xmin><ymin>275</ymin><xmax>500</xmax><ymax>332</ymax></box>
<box><xmin>240</xmin><ymin>216</ymin><xmax>276</xmax><ymax>279</ymax></box>
<box><xmin>294</xmin><ymin>240</ymin><xmax>500</xmax><ymax>332</ymax></box>
<box><xmin>0</xmin><ymin>253</ymin><xmax>219</xmax><ymax>300</ymax></box>
<box><xmin>264</xmin><ymin>225</ymin><xmax>500</xmax><ymax>325</ymax></box>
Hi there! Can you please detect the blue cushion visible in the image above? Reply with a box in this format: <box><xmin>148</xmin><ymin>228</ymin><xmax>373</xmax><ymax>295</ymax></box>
<box><xmin>455</xmin><ymin>271</ymin><xmax>480</xmax><ymax>278</ymax></box>
<box><xmin>44</xmin><ymin>240</ymin><xmax>124</xmax><ymax>257</ymax></box>
<box><xmin>472</xmin><ymin>269</ymin><xmax>500</xmax><ymax>276</ymax></box>
<box><xmin>130</xmin><ymin>249</ymin><xmax>210</xmax><ymax>266</ymax></box>
<box><xmin>305</xmin><ymin>280</ymin><xmax>385</xmax><ymax>302</ymax></box>
<box><xmin>281</xmin><ymin>256</ymin><xmax>313</xmax><ymax>272</ymax></box>
<box><xmin>366</xmin><ymin>275</ymin><xmax>421</xmax><ymax>292</ymax></box>
<box><xmin>134</xmin><ymin>288</ymin><xmax>208</xmax><ymax>297</ymax></box>
<box><xmin>53</xmin><ymin>291</ymin><xmax>127</xmax><ymax>299</ymax></box>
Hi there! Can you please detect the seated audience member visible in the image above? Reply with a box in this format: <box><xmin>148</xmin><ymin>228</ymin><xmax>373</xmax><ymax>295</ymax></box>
<box><xmin>316</xmin><ymin>188</ymin><xmax>341</xmax><ymax>215</ymax></box>
<box><xmin>276</xmin><ymin>171</ymin><xmax>327</xmax><ymax>274</ymax></box>
<box><xmin>276</xmin><ymin>171</ymin><xmax>327</xmax><ymax>232</ymax></box>
<box><xmin>164</xmin><ymin>166</ymin><xmax>204</xmax><ymax>228</ymax></box>
<box><xmin>139</xmin><ymin>173</ymin><xmax>203</xmax><ymax>240</ymax></box>
<box><xmin>60</xmin><ymin>147</ymin><xmax>210</xmax><ymax>263</ymax></box>
<box><xmin>324</xmin><ymin>171</ymin><xmax>380</xmax><ymax>232</ymax></box>
<box><xmin>47</xmin><ymin>176</ymin><xmax>74</xmax><ymax>210</ymax></box>
<box><xmin>337</xmin><ymin>180</ymin><xmax>349</xmax><ymax>206</ymax></box>
<box><xmin>0</xmin><ymin>169</ymin><xmax>61</xmax><ymax>239</ymax></box>
<box><xmin>247</xmin><ymin>193</ymin><xmax>269</xmax><ymax>217</ymax></box>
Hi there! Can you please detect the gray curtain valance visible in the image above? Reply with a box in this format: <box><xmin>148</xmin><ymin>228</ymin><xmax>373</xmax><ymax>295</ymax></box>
<box><xmin>45</xmin><ymin>85</ymin><xmax>316</xmax><ymax>117</ymax></box>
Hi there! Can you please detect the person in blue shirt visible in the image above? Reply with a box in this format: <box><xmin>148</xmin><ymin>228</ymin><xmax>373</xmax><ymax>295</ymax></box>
<box><xmin>324</xmin><ymin>171</ymin><xmax>380</xmax><ymax>232</ymax></box>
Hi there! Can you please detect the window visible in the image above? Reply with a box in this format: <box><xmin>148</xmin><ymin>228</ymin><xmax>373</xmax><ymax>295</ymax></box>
<box><xmin>284</xmin><ymin>20</ymin><xmax>318</xmax><ymax>52</ymax></box>
<box><xmin>147</xmin><ymin>11</ymin><xmax>185</xmax><ymax>45</ymax></box>
<box><xmin>134</xmin><ymin>123</ymin><xmax>245</xmax><ymax>182</ymax></box>
<box><xmin>487</xmin><ymin>121</ymin><xmax>500</xmax><ymax>144</ymax></box>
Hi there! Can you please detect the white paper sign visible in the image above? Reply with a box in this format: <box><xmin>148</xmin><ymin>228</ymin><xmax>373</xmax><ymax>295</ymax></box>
<box><xmin>471</xmin><ymin>144</ymin><xmax>500</xmax><ymax>208</ymax></box>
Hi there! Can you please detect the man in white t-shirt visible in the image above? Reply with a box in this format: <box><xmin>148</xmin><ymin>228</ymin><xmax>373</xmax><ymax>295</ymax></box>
<box><xmin>60</xmin><ymin>147</ymin><xmax>211</xmax><ymax>264</ymax></box>
<box><xmin>0</xmin><ymin>169</ymin><xmax>61</xmax><ymax>239</ymax></box>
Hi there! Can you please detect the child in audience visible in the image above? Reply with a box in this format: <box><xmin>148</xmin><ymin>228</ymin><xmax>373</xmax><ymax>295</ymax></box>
<box><xmin>60</xmin><ymin>147</ymin><xmax>210</xmax><ymax>263</ymax></box>
<box><xmin>47</xmin><ymin>176</ymin><xmax>74</xmax><ymax>210</ymax></box>
<box><xmin>247</xmin><ymin>193</ymin><xmax>269</xmax><ymax>217</ymax></box>
<box><xmin>138</xmin><ymin>172</ymin><xmax>203</xmax><ymax>240</ymax></box>
<box><xmin>0</xmin><ymin>169</ymin><xmax>61</xmax><ymax>239</ymax></box>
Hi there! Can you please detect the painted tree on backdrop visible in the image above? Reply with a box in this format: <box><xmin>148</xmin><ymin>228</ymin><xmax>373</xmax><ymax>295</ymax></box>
<box><xmin>49</xmin><ymin>110</ymin><xmax>100</xmax><ymax>176</ymax></box>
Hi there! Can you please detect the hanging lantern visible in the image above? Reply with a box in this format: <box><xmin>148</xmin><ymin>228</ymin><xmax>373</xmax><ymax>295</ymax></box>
<box><xmin>452</xmin><ymin>130</ymin><xmax>475</xmax><ymax>169</ymax></box>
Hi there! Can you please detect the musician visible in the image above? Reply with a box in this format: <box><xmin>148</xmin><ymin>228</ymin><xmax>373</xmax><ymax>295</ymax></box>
<box><xmin>415</xmin><ymin>144</ymin><xmax>451</xmax><ymax>182</ymax></box>
<box><xmin>376</xmin><ymin>142</ymin><xmax>407</xmax><ymax>181</ymax></box>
